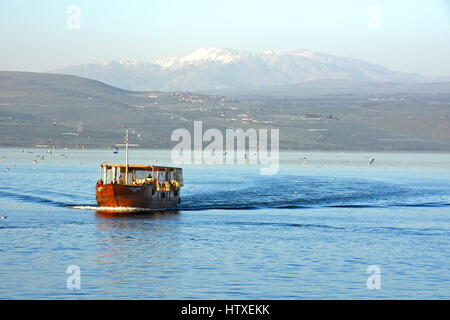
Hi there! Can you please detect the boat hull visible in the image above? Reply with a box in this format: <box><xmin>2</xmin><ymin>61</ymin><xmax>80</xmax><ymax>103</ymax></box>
<box><xmin>96</xmin><ymin>183</ymin><xmax>180</xmax><ymax>209</ymax></box>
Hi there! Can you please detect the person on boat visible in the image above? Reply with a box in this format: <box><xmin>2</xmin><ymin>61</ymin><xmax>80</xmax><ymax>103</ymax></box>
<box><xmin>97</xmin><ymin>180</ymin><xmax>103</xmax><ymax>186</ymax></box>
<box><xmin>171</xmin><ymin>179</ymin><xmax>180</xmax><ymax>189</ymax></box>
<box><xmin>145</xmin><ymin>173</ymin><xmax>154</xmax><ymax>184</ymax></box>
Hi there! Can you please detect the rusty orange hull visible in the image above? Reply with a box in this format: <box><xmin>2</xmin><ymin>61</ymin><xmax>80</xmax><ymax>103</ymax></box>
<box><xmin>96</xmin><ymin>183</ymin><xmax>180</xmax><ymax>209</ymax></box>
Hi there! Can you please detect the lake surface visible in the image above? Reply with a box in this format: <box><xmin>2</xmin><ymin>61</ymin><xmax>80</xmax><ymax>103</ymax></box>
<box><xmin>0</xmin><ymin>148</ymin><xmax>449</xmax><ymax>299</ymax></box>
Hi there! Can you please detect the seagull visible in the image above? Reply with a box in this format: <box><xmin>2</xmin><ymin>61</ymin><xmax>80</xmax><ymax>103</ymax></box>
<box><xmin>368</xmin><ymin>158</ymin><xmax>375</xmax><ymax>166</ymax></box>
<box><xmin>5</xmin><ymin>168</ymin><xmax>10</xmax><ymax>171</ymax></box>
<box><xmin>1</xmin><ymin>216</ymin><xmax>7</xmax><ymax>220</ymax></box>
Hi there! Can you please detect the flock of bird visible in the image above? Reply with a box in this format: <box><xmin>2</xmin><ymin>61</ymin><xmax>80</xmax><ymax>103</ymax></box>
<box><xmin>1</xmin><ymin>151</ymin><xmax>378</xmax><ymax>172</ymax></box>
<box><xmin>0</xmin><ymin>148</ymin><xmax>71</xmax><ymax>172</ymax></box>
<box><xmin>0</xmin><ymin>147</ymin><xmax>382</xmax><ymax>221</ymax></box>
<box><xmin>26</xmin><ymin>149</ymin><xmax>56</xmax><ymax>169</ymax></box>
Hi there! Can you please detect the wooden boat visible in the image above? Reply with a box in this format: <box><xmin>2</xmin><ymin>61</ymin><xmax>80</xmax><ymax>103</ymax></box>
<box><xmin>96</xmin><ymin>164</ymin><xmax>183</xmax><ymax>209</ymax></box>
<box><xmin>96</xmin><ymin>126</ymin><xmax>183</xmax><ymax>209</ymax></box>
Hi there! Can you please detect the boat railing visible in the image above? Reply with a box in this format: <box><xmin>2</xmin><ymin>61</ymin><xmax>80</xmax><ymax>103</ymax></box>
<box><xmin>99</xmin><ymin>164</ymin><xmax>183</xmax><ymax>191</ymax></box>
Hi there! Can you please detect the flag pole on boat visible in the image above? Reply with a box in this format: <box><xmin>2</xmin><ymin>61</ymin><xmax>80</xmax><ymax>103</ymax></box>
<box><xmin>116</xmin><ymin>125</ymin><xmax>139</xmax><ymax>185</ymax></box>
<box><xmin>123</xmin><ymin>125</ymin><xmax>129</xmax><ymax>184</ymax></box>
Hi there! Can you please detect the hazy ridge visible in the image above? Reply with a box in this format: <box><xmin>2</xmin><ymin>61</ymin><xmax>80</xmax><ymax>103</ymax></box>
<box><xmin>0</xmin><ymin>70</ymin><xmax>449</xmax><ymax>151</ymax></box>
<box><xmin>51</xmin><ymin>47</ymin><xmax>432</xmax><ymax>92</ymax></box>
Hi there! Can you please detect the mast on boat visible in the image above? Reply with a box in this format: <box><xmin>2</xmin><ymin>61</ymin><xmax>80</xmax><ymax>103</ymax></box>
<box><xmin>115</xmin><ymin>125</ymin><xmax>138</xmax><ymax>185</ymax></box>
<box><xmin>124</xmin><ymin>125</ymin><xmax>129</xmax><ymax>184</ymax></box>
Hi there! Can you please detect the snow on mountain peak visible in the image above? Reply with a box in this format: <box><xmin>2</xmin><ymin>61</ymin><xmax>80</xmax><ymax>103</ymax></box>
<box><xmin>155</xmin><ymin>47</ymin><xmax>247</xmax><ymax>69</ymax></box>
<box><xmin>155</xmin><ymin>47</ymin><xmax>321</xmax><ymax>69</ymax></box>
<box><xmin>183</xmin><ymin>47</ymin><xmax>241</xmax><ymax>62</ymax></box>
<box><xmin>118</xmin><ymin>60</ymin><xmax>140</xmax><ymax>66</ymax></box>
<box><xmin>295</xmin><ymin>50</ymin><xmax>315</xmax><ymax>58</ymax></box>
<box><xmin>52</xmin><ymin>47</ymin><xmax>429</xmax><ymax>91</ymax></box>
<box><xmin>261</xmin><ymin>49</ymin><xmax>315</xmax><ymax>57</ymax></box>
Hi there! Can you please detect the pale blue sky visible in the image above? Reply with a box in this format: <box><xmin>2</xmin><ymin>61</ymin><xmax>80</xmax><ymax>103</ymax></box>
<box><xmin>0</xmin><ymin>0</ymin><xmax>449</xmax><ymax>76</ymax></box>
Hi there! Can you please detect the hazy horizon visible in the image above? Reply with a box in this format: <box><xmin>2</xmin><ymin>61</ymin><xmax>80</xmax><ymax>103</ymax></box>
<box><xmin>0</xmin><ymin>0</ymin><xmax>449</xmax><ymax>77</ymax></box>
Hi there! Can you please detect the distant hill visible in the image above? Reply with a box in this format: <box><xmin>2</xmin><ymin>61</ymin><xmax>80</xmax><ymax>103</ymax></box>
<box><xmin>0</xmin><ymin>71</ymin><xmax>238</xmax><ymax>148</ymax></box>
<box><xmin>50</xmin><ymin>47</ymin><xmax>431</xmax><ymax>92</ymax></box>
<box><xmin>0</xmin><ymin>71</ymin><xmax>449</xmax><ymax>151</ymax></box>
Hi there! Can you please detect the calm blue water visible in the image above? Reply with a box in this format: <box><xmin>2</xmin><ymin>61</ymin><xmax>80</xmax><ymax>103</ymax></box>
<box><xmin>0</xmin><ymin>148</ymin><xmax>449</xmax><ymax>299</ymax></box>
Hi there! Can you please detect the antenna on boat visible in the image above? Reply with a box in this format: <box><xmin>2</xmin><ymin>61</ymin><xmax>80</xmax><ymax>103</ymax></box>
<box><xmin>115</xmin><ymin>125</ymin><xmax>139</xmax><ymax>185</ymax></box>
<box><xmin>123</xmin><ymin>125</ymin><xmax>129</xmax><ymax>184</ymax></box>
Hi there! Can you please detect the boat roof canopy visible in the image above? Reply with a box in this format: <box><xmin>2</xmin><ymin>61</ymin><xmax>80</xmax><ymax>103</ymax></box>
<box><xmin>100</xmin><ymin>164</ymin><xmax>182</xmax><ymax>171</ymax></box>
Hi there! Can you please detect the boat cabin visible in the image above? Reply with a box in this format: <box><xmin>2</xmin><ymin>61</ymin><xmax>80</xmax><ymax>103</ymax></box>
<box><xmin>99</xmin><ymin>164</ymin><xmax>183</xmax><ymax>191</ymax></box>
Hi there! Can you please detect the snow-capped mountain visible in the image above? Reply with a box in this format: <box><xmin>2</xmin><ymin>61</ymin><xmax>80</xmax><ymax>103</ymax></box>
<box><xmin>51</xmin><ymin>47</ymin><xmax>429</xmax><ymax>91</ymax></box>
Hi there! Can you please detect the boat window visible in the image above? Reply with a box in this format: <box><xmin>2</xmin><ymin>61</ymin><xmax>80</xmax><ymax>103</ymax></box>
<box><xmin>118</xmin><ymin>172</ymin><xmax>125</xmax><ymax>184</ymax></box>
<box><xmin>160</xmin><ymin>170</ymin><xmax>167</xmax><ymax>182</ymax></box>
<box><xmin>135</xmin><ymin>170</ymin><xmax>152</xmax><ymax>179</ymax></box>
<box><xmin>176</xmin><ymin>169</ymin><xmax>183</xmax><ymax>185</ymax></box>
